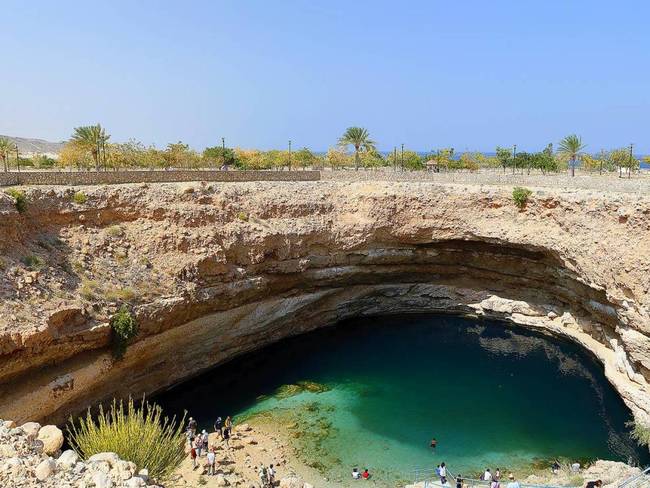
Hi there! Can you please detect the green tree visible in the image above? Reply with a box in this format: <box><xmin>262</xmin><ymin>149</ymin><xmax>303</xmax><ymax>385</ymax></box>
<box><xmin>294</xmin><ymin>148</ymin><xmax>318</xmax><ymax>169</ymax></box>
<box><xmin>0</xmin><ymin>138</ymin><xmax>12</xmax><ymax>172</ymax></box>
<box><xmin>558</xmin><ymin>134</ymin><xmax>585</xmax><ymax>177</ymax></box>
<box><xmin>203</xmin><ymin>146</ymin><xmax>237</xmax><ymax>168</ymax></box>
<box><xmin>70</xmin><ymin>124</ymin><xmax>110</xmax><ymax>171</ymax></box>
<box><xmin>496</xmin><ymin>146</ymin><xmax>512</xmax><ymax>173</ymax></box>
<box><xmin>338</xmin><ymin>127</ymin><xmax>376</xmax><ymax>171</ymax></box>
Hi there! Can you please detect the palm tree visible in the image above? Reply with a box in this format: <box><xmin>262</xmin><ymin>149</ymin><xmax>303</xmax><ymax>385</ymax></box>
<box><xmin>70</xmin><ymin>124</ymin><xmax>110</xmax><ymax>171</ymax></box>
<box><xmin>558</xmin><ymin>134</ymin><xmax>586</xmax><ymax>177</ymax></box>
<box><xmin>0</xmin><ymin>138</ymin><xmax>12</xmax><ymax>172</ymax></box>
<box><xmin>338</xmin><ymin>127</ymin><xmax>376</xmax><ymax>171</ymax></box>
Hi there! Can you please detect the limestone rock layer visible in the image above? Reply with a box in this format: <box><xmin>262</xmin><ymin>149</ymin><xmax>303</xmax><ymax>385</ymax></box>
<box><xmin>0</xmin><ymin>181</ymin><xmax>649</xmax><ymax>425</ymax></box>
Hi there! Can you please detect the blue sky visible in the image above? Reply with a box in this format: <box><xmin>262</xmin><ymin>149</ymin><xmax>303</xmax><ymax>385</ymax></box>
<box><xmin>1</xmin><ymin>1</ymin><xmax>649</xmax><ymax>152</ymax></box>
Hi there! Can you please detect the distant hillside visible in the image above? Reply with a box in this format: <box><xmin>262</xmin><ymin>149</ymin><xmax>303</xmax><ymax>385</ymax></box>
<box><xmin>0</xmin><ymin>135</ymin><xmax>65</xmax><ymax>155</ymax></box>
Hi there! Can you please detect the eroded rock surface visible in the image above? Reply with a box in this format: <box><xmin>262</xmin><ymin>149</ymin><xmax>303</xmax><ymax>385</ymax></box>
<box><xmin>0</xmin><ymin>181</ymin><xmax>649</xmax><ymax>431</ymax></box>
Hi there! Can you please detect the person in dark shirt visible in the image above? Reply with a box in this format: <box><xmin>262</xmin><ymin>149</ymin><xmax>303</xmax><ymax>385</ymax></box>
<box><xmin>585</xmin><ymin>481</ymin><xmax>602</xmax><ymax>488</ymax></box>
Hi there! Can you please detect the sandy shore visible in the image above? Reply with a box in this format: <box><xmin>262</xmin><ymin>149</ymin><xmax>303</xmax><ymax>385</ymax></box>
<box><xmin>169</xmin><ymin>417</ymin><xmax>643</xmax><ymax>488</ymax></box>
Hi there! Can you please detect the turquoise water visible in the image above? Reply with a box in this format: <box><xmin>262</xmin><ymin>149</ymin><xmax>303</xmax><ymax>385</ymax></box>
<box><xmin>155</xmin><ymin>315</ymin><xmax>649</xmax><ymax>484</ymax></box>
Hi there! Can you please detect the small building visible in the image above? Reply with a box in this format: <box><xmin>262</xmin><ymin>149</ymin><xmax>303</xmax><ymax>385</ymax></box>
<box><xmin>425</xmin><ymin>159</ymin><xmax>440</xmax><ymax>172</ymax></box>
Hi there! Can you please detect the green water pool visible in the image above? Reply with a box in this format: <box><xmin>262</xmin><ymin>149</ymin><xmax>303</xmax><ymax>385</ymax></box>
<box><xmin>155</xmin><ymin>314</ymin><xmax>650</xmax><ymax>485</ymax></box>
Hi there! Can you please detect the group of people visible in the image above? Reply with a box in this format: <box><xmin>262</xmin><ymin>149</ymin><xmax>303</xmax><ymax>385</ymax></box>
<box><xmin>479</xmin><ymin>468</ymin><xmax>520</xmax><ymax>488</ymax></box>
<box><xmin>186</xmin><ymin>415</ymin><xmax>234</xmax><ymax>474</ymax></box>
<box><xmin>258</xmin><ymin>463</ymin><xmax>276</xmax><ymax>487</ymax></box>
<box><xmin>429</xmin><ymin>465</ymin><xmax>520</xmax><ymax>488</ymax></box>
<box><xmin>351</xmin><ymin>467</ymin><xmax>371</xmax><ymax>480</ymax></box>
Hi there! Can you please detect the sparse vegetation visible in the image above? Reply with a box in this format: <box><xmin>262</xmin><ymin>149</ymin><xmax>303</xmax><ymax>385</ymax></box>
<box><xmin>105</xmin><ymin>287</ymin><xmax>137</xmax><ymax>303</ymax></box>
<box><xmin>21</xmin><ymin>255</ymin><xmax>44</xmax><ymax>270</ymax></box>
<box><xmin>72</xmin><ymin>191</ymin><xmax>87</xmax><ymax>204</ymax></box>
<box><xmin>110</xmin><ymin>305</ymin><xmax>138</xmax><ymax>359</ymax></box>
<box><xmin>237</xmin><ymin>211</ymin><xmax>249</xmax><ymax>221</ymax></box>
<box><xmin>5</xmin><ymin>188</ymin><xmax>27</xmax><ymax>213</ymax></box>
<box><xmin>107</xmin><ymin>225</ymin><xmax>124</xmax><ymax>237</ymax></box>
<box><xmin>80</xmin><ymin>279</ymin><xmax>101</xmax><ymax>300</ymax></box>
<box><xmin>628</xmin><ymin>420</ymin><xmax>650</xmax><ymax>447</ymax></box>
<box><xmin>67</xmin><ymin>397</ymin><xmax>186</xmax><ymax>483</ymax></box>
<box><xmin>512</xmin><ymin>186</ymin><xmax>533</xmax><ymax>209</ymax></box>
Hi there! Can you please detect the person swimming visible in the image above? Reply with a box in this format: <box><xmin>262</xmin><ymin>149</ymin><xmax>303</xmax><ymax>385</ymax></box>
<box><xmin>430</xmin><ymin>438</ymin><xmax>437</xmax><ymax>448</ymax></box>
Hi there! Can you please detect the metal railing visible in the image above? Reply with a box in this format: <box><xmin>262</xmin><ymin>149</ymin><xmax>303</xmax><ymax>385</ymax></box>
<box><xmin>618</xmin><ymin>467</ymin><xmax>650</xmax><ymax>488</ymax></box>
<box><xmin>412</xmin><ymin>466</ymin><xmax>566</xmax><ymax>488</ymax></box>
<box><xmin>412</xmin><ymin>465</ymin><xmax>650</xmax><ymax>488</ymax></box>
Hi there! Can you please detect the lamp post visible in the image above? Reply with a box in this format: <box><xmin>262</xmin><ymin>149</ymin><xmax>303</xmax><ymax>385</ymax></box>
<box><xmin>629</xmin><ymin>143</ymin><xmax>634</xmax><ymax>179</ymax></box>
<box><xmin>221</xmin><ymin>137</ymin><xmax>226</xmax><ymax>169</ymax></box>
<box><xmin>288</xmin><ymin>140</ymin><xmax>292</xmax><ymax>171</ymax></box>
<box><xmin>393</xmin><ymin>147</ymin><xmax>397</xmax><ymax>172</ymax></box>
<box><xmin>401</xmin><ymin>143</ymin><xmax>404</xmax><ymax>171</ymax></box>
<box><xmin>15</xmin><ymin>145</ymin><xmax>20</xmax><ymax>173</ymax></box>
<box><xmin>512</xmin><ymin>144</ymin><xmax>517</xmax><ymax>174</ymax></box>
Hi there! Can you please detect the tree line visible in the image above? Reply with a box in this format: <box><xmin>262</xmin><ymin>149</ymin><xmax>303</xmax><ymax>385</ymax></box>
<box><xmin>0</xmin><ymin>125</ymin><xmax>646</xmax><ymax>175</ymax></box>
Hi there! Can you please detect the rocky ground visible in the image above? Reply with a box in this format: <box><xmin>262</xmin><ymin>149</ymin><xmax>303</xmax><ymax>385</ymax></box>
<box><xmin>0</xmin><ymin>418</ymin><xmax>157</xmax><ymax>487</ymax></box>
<box><xmin>0</xmin><ymin>416</ymin><xmax>320</xmax><ymax>488</ymax></box>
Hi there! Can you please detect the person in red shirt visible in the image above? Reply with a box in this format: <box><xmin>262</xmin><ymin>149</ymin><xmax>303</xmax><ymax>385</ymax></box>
<box><xmin>362</xmin><ymin>469</ymin><xmax>370</xmax><ymax>479</ymax></box>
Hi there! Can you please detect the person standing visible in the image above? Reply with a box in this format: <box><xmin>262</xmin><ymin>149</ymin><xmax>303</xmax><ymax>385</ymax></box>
<box><xmin>187</xmin><ymin>417</ymin><xmax>197</xmax><ymax>436</ymax></box>
<box><xmin>483</xmin><ymin>469</ymin><xmax>492</xmax><ymax>482</ymax></box>
<box><xmin>495</xmin><ymin>468</ymin><xmax>501</xmax><ymax>480</ymax></box>
<box><xmin>194</xmin><ymin>435</ymin><xmax>204</xmax><ymax>458</ymax></box>
<box><xmin>201</xmin><ymin>430</ymin><xmax>209</xmax><ymax>453</ymax></box>
<box><xmin>222</xmin><ymin>422</ymin><xmax>231</xmax><ymax>450</ymax></box>
<box><xmin>258</xmin><ymin>464</ymin><xmax>268</xmax><ymax>487</ymax></box>
<box><xmin>207</xmin><ymin>448</ymin><xmax>216</xmax><ymax>476</ymax></box>
<box><xmin>214</xmin><ymin>417</ymin><xmax>223</xmax><ymax>438</ymax></box>
<box><xmin>439</xmin><ymin>462</ymin><xmax>448</xmax><ymax>485</ymax></box>
<box><xmin>224</xmin><ymin>416</ymin><xmax>233</xmax><ymax>436</ymax></box>
<box><xmin>267</xmin><ymin>464</ymin><xmax>276</xmax><ymax>486</ymax></box>
<box><xmin>456</xmin><ymin>475</ymin><xmax>463</xmax><ymax>488</ymax></box>
<box><xmin>190</xmin><ymin>442</ymin><xmax>197</xmax><ymax>469</ymax></box>
<box><xmin>506</xmin><ymin>473</ymin><xmax>520</xmax><ymax>488</ymax></box>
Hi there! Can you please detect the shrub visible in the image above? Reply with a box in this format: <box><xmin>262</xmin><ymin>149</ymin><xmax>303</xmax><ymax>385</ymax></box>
<box><xmin>512</xmin><ymin>186</ymin><xmax>533</xmax><ymax>209</ymax></box>
<box><xmin>22</xmin><ymin>255</ymin><xmax>44</xmax><ymax>270</ymax></box>
<box><xmin>5</xmin><ymin>188</ymin><xmax>27</xmax><ymax>213</ymax></box>
<box><xmin>105</xmin><ymin>287</ymin><xmax>137</xmax><ymax>303</ymax></box>
<box><xmin>110</xmin><ymin>305</ymin><xmax>139</xmax><ymax>359</ymax></box>
<box><xmin>80</xmin><ymin>279</ymin><xmax>100</xmax><ymax>300</ymax></box>
<box><xmin>628</xmin><ymin>420</ymin><xmax>650</xmax><ymax>447</ymax></box>
<box><xmin>107</xmin><ymin>225</ymin><xmax>124</xmax><ymax>237</ymax></box>
<box><xmin>72</xmin><ymin>191</ymin><xmax>87</xmax><ymax>204</ymax></box>
<box><xmin>67</xmin><ymin>398</ymin><xmax>186</xmax><ymax>483</ymax></box>
<box><xmin>237</xmin><ymin>211</ymin><xmax>249</xmax><ymax>221</ymax></box>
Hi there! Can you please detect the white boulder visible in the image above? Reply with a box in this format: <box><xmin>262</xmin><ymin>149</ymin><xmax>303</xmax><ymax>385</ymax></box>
<box><xmin>58</xmin><ymin>449</ymin><xmax>80</xmax><ymax>470</ymax></box>
<box><xmin>34</xmin><ymin>458</ymin><xmax>56</xmax><ymax>481</ymax></box>
<box><xmin>20</xmin><ymin>421</ymin><xmax>41</xmax><ymax>439</ymax></box>
<box><xmin>37</xmin><ymin>424</ymin><xmax>64</xmax><ymax>455</ymax></box>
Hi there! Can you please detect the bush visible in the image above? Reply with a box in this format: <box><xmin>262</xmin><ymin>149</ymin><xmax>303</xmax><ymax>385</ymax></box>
<box><xmin>237</xmin><ymin>211</ymin><xmax>249</xmax><ymax>221</ymax></box>
<box><xmin>110</xmin><ymin>305</ymin><xmax>139</xmax><ymax>359</ymax></box>
<box><xmin>72</xmin><ymin>191</ymin><xmax>87</xmax><ymax>204</ymax></box>
<box><xmin>5</xmin><ymin>188</ymin><xmax>27</xmax><ymax>213</ymax></box>
<box><xmin>628</xmin><ymin>420</ymin><xmax>650</xmax><ymax>447</ymax></box>
<box><xmin>80</xmin><ymin>279</ymin><xmax>100</xmax><ymax>300</ymax></box>
<box><xmin>67</xmin><ymin>398</ymin><xmax>186</xmax><ymax>483</ymax></box>
<box><xmin>107</xmin><ymin>225</ymin><xmax>124</xmax><ymax>237</ymax></box>
<box><xmin>512</xmin><ymin>186</ymin><xmax>533</xmax><ymax>209</ymax></box>
<box><xmin>22</xmin><ymin>255</ymin><xmax>44</xmax><ymax>270</ymax></box>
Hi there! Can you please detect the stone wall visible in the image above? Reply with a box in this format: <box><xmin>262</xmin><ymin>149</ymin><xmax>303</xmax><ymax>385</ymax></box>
<box><xmin>322</xmin><ymin>168</ymin><xmax>650</xmax><ymax>193</ymax></box>
<box><xmin>0</xmin><ymin>170</ymin><xmax>320</xmax><ymax>186</ymax></box>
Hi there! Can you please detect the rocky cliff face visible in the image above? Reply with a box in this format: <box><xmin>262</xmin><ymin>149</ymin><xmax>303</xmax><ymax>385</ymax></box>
<box><xmin>1</xmin><ymin>181</ymin><xmax>649</xmax><ymax>427</ymax></box>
